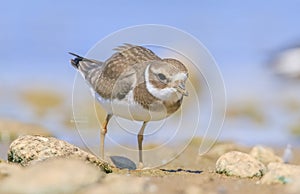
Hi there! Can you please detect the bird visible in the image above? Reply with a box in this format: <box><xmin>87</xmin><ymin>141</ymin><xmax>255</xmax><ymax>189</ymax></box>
<box><xmin>270</xmin><ymin>45</ymin><xmax>300</xmax><ymax>79</ymax></box>
<box><xmin>69</xmin><ymin>44</ymin><xmax>188</xmax><ymax>168</ymax></box>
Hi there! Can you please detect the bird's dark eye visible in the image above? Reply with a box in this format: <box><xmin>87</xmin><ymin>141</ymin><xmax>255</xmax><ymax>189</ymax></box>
<box><xmin>157</xmin><ymin>73</ymin><xmax>166</xmax><ymax>81</ymax></box>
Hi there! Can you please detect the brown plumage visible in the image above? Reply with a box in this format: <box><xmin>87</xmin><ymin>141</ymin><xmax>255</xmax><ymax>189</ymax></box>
<box><xmin>69</xmin><ymin>44</ymin><xmax>189</xmax><ymax>168</ymax></box>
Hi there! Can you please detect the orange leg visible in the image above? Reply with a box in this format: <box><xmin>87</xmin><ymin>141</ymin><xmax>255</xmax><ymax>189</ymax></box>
<box><xmin>100</xmin><ymin>114</ymin><xmax>112</xmax><ymax>159</ymax></box>
<box><xmin>137</xmin><ymin>121</ymin><xmax>148</xmax><ymax>169</ymax></box>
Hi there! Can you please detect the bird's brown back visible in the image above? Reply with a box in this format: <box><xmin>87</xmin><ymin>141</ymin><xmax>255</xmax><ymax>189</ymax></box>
<box><xmin>95</xmin><ymin>44</ymin><xmax>161</xmax><ymax>99</ymax></box>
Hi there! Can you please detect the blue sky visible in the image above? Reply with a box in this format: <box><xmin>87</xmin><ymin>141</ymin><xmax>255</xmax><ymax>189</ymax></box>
<box><xmin>1</xmin><ymin>1</ymin><xmax>300</xmax><ymax>91</ymax></box>
<box><xmin>1</xmin><ymin>1</ymin><xmax>300</xmax><ymax>146</ymax></box>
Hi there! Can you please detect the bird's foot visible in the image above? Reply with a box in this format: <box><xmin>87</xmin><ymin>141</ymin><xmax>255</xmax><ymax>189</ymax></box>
<box><xmin>137</xmin><ymin>162</ymin><xmax>144</xmax><ymax>170</ymax></box>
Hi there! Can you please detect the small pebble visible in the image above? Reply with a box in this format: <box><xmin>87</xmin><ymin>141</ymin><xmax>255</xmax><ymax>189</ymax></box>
<box><xmin>110</xmin><ymin>155</ymin><xmax>136</xmax><ymax>170</ymax></box>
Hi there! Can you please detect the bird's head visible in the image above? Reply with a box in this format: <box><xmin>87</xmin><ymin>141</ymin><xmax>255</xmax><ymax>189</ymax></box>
<box><xmin>145</xmin><ymin>58</ymin><xmax>188</xmax><ymax>101</ymax></box>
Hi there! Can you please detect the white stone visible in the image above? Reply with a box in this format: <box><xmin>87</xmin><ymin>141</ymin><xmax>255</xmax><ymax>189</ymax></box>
<box><xmin>8</xmin><ymin>135</ymin><xmax>111</xmax><ymax>173</ymax></box>
<box><xmin>260</xmin><ymin>162</ymin><xmax>300</xmax><ymax>184</ymax></box>
<box><xmin>216</xmin><ymin>151</ymin><xmax>266</xmax><ymax>178</ymax></box>
<box><xmin>249</xmin><ymin>145</ymin><xmax>283</xmax><ymax>165</ymax></box>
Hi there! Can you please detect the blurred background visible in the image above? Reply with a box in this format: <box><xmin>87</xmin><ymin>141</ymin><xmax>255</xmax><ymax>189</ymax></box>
<box><xmin>1</xmin><ymin>1</ymin><xmax>300</xmax><ymax>158</ymax></box>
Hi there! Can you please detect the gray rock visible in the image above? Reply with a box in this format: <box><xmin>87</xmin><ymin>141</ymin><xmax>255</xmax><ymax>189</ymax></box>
<box><xmin>0</xmin><ymin>158</ymin><xmax>105</xmax><ymax>194</ymax></box>
<box><xmin>249</xmin><ymin>145</ymin><xmax>283</xmax><ymax>165</ymax></box>
<box><xmin>110</xmin><ymin>155</ymin><xmax>137</xmax><ymax>170</ymax></box>
<box><xmin>8</xmin><ymin>135</ymin><xmax>112</xmax><ymax>173</ymax></box>
<box><xmin>77</xmin><ymin>174</ymin><xmax>149</xmax><ymax>194</ymax></box>
<box><xmin>260</xmin><ymin>162</ymin><xmax>300</xmax><ymax>184</ymax></box>
<box><xmin>216</xmin><ymin>151</ymin><xmax>266</xmax><ymax>178</ymax></box>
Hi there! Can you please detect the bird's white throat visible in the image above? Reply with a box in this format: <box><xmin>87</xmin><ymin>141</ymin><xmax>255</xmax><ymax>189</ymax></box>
<box><xmin>145</xmin><ymin>65</ymin><xmax>181</xmax><ymax>102</ymax></box>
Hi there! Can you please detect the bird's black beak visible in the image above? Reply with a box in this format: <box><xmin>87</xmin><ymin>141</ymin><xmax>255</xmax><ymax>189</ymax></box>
<box><xmin>176</xmin><ymin>82</ymin><xmax>188</xmax><ymax>96</ymax></box>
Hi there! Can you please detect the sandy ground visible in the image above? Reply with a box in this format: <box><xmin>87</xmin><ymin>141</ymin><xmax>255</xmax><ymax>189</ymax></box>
<box><xmin>1</xmin><ymin>124</ymin><xmax>299</xmax><ymax>194</ymax></box>
<box><xmin>109</xmin><ymin>139</ymin><xmax>300</xmax><ymax>194</ymax></box>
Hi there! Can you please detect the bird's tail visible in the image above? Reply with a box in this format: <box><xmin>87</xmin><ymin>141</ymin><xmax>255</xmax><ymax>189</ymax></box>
<box><xmin>69</xmin><ymin>52</ymin><xmax>103</xmax><ymax>79</ymax></box>
<box><xmin>69</xmin><ymin>52</ymin><xmax>84</xmax><ymax>69</ymax></box>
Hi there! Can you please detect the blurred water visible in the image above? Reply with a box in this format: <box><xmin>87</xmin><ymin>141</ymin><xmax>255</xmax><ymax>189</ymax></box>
<box><xmin>1</xmin><ymin>1</ymin><xmax>300</xmax><ymax>150</ymax></box>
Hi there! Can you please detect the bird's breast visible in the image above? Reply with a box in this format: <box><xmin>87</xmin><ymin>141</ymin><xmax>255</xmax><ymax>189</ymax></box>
<box><xmin>95</xmin><ymin>90</ymin><xmax>179</xmax><ymax>121</ymax></box>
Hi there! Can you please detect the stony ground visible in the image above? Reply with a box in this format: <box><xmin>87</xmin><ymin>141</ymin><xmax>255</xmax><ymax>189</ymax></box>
<box><xmin>0</xmin><ymin>134</ymin><xmax>300</xmax><ymax>194</ymax></box>
<box><xmin>0</xmin><ymin>119</ymin><xmax>300</xmax><ymax>194</ymax></box>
